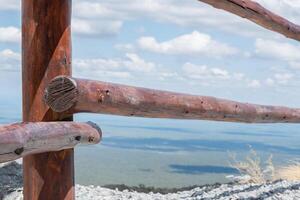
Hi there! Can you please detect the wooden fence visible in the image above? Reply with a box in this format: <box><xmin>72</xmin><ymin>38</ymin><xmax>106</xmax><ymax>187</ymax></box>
<box><xmin>0</xmin><ymin>0</ymin><xmax>299</xmax><ymax>199</ymax></box>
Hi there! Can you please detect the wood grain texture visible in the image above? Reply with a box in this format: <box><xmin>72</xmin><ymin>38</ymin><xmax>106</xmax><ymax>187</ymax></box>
<box><xmin>0</xmin><ymin>122</ymin><xmax>102</xmax><ymax>163</ymax></box>
<box><xmin>198</xmin><ymin>0</ymin><xmax>300</xmax><ymax>41</ymax></box>
<box><xmin>44</xmin><ymin>76</ymin><xmax>300</xmax><ymax>123</ymax></box>
<box><xmin>22</xmin><ymin>0</ymin><xmax>74</xmax><ymax>199</ymax></box>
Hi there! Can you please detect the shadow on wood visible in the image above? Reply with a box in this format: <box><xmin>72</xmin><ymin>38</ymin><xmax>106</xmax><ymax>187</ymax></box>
<box><xmin>22</xmin><ymin>0</ymin><xmax>74</xmax><ymax>199</ymax></box>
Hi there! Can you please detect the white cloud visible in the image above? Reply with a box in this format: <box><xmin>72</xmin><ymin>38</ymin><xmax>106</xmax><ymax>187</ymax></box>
<box><xmin>182</xmin><ymin>63</ymin><xmax>230</xmax><ymax>80</ymax></box>
<box><xmin>274</xmin><ymin>73</ymin><xmax>293</xmax><ymax>84</ymax></box>
<box><xmin>138</xmin><ymin>31</ymin><xmax>237</xmax><ymax>57</ymax></box>
<box><xmin>158</xmin><ymin>72</ymin><xmax>181</xmax><ymax>81</ymax></box>
<box><xmin>73</xmin><ymin>0</ymin><xmax>284</xmax><ymax>38</ymax></box>
<box><xmin>0</xmin><ymin>27</ymin><xmax>21</xmax><ymax>43</ymax></box>
<box><xmin>265</xmin><ymin>78</ymin><xmax>275</xmax><ymax>86</ymax></box>
<box><xmin>289</xmin><ymin>61</ymin><xmax>300</xmax><ymax>69</ymax></box>
<box><xmin>0</xmin><ymin>49</ymin><xmax>21</xmax><ymax>71</ymax></box>
<box><xmin>114</xmin><ymin>43</ymin><xmax>135</xmax><ymax>52</ymax></box>
<box><xmin>74</xmin><ymin>58</ymin><xmax>131</xmax><ymax>79</ymax></box>
<box><xmin>255</xmin><ymin>38</ymin><xmax>300</xmax><ymax>62</ymax></box>
<box><xmin>210</xmin><ymin>68</ymin><xmax>230</xmax><ymax>79</ymax></box>
<box><xmin>265</xmin><ymin>73</ymin><xmax>293</xmax><ymax>87</ymax></box>
<box><xmin>0</xmin><ymin>49</ymin><xmax>19</xmax><ymax>59</ymax></box>
<box><xmin>181</xmin><ymin>63</ymin><xmax>259</xmax><ymax>88</ymax></box>
<box><xmin>4</xmin><ymin>0</ymin><xmax>299</xmax><ymax>39</ymax></box>
<box><xmin>74</xmin><ymin>53</ymin><xmax>156</xmax><ymax>79</ymax></box>
<box><xmin>233</xmin><ymin>73</ymin><xmax>245</xmax><ymax>81</ymax></box>
<box><xmin>255</xmin><ymin>39</ymin><xmax>300</xmax><ymax>69</ymax></box>
<box><xmin>247</xmin><ymin>80</ymin><xmax>261</xmax><ymax>88</ymax></box>
<box><xmin>73</xmin><ymin>2</ymin><xmax>118</xmax><ymax>19</ymax></box>
<box><xmin>0</xmin><ymin>0</ymin><xmax>19</xmax><ymax>10</ymax></box>
<box><xmin>72</xmin><ymin>2</ymin><xmax>123</xmax><ymax>37</ymax></box>
<box><xmin>72</xmin><ymin>18</ymin><xmax>122</xmax><ymax>37</ymax></box>
<box><xmin>123</xmin><ymin>53</ymin><xmax>155</xmax><ymax>72</ymax></box>
<box><xmin>74</xmin><ymin>58</ymin><xmax>120</xmax><ymax>71</ymax></box>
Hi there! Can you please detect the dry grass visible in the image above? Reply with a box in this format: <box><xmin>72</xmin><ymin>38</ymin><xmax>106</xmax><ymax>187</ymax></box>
<box><xmin>228</xmin><ymin>148</ymin><xmax>300</xmax><ymax>184</ymax></box>
<box><xmin>228</xmin><ymin>147</ymin><xmax>275</xmax><ymax>184</ymax></box>
<box><xmin>276</xmin><ymin>162</ymin><xmax>300</xmax><ymax>181</ymax></box>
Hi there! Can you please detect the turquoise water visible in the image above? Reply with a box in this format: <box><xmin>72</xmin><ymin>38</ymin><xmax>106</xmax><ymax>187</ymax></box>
<box><xmin>1</xmin><ymin>105</ymin><xmax>300</xmax><ymax>188</ymax></box>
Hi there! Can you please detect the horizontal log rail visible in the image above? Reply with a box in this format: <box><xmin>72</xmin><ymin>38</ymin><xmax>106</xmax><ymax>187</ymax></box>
<box><xmin>44</xmin><ymin>76</ymin><xmax>300</xmax><ymax>123</ymax></box>
<box><xmin>0</xmin><ymin>121</ymin><xmax>102</xmax><ymax>163</ymax></box>
<box><xmin>198</xmin><ymin>0</ymin><xmax>300</xmax><ymax>42</ymax></box>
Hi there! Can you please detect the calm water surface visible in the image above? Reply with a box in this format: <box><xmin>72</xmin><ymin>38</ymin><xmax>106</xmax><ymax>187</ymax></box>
<box><xmin>1</xmin><ymin>105</ymin><xmax>300</xmax><ymax>188</ymax></box>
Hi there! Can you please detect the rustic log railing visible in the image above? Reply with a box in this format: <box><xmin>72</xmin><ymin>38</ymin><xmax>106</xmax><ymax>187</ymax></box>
<box><xmin>198</xmin><ymin>0</ymin><xmax>300</xmax><ymax>41</ymax></box>
<box><xmin>0</xmin><ymin>0</ymin><xmax>297</xmax><ymax>199</ymax></box>
<box><xmin>0</xmin><ymin>122</ymin><xmax>102</xmax><ymax>163</ymax></box>
<box><xmin>22</xmin><ymin>0</ymin><xmax>75</xmax><ymax>199</ymax></box>
<box><xmin>45</xmin><ymin>76</ymin><xmax>300</xmax><ymax>124</ymax></box>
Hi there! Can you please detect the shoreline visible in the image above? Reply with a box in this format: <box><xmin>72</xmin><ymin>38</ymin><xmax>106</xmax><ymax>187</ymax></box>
<box><xmin>0</xmin><ymin>161</ymin><xmax>224</xmax><ymax>195</ymax></box>
<box><xmin>2</xmin><ymin>161</ymin><xmax>300</xmax><ymax>199</ymax></box>
<box><xmin>102</xmin><ymin>183</ymin><xmax>225</xmax><ymax>194</ymax></box>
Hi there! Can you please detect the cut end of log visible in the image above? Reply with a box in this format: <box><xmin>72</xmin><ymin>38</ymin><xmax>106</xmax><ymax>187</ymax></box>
<box><xmin>87</xmin><ymin>121</ymin><xmax>102</xmax><ymax>144</ymax></box>
<box><xmin>72</xmin><ymin>122</ymin><xmax>102</xmax><ymax>145</ymax></box>
<box><xmin>44</xmin><ymin>76</ymin><xmax>78</xmax><ymax>113</ymax></box>
<box><xmin>86</xmin><ymin>121</ymin><xmax>103</xmax><ymax>142</ymax></box>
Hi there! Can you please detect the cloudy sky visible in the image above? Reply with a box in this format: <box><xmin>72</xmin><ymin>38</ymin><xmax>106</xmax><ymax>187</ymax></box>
<box><xmin>0</xmin><ymin>0</ymin><xmax>300</xmax><ymax>111</ymax></box>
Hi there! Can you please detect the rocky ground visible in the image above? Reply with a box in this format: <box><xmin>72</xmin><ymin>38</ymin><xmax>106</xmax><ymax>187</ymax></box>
<box><xmin>2</xmin><ymin>161</ymin><xmax>300</xmax><ymax>200</ymax></box>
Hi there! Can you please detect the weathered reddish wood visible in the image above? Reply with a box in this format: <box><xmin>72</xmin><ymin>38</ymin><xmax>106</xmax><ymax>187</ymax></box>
<box><xmin>198</xmin><ymin>0</ymin><xmax>300</xmax><ymax>42</ymax></box>
<box><xmin>0</xmin><ymin>122</ymin><xmax>102</xmax><ymax>164</ymax></box>
<box><xmin>44</xmin><ymin>76</ymin><xmax>300</xmax><ymax>123</ymax></box>
<box><xmin>22</xmin><ymin>0</ymin><xmax>74</xmax><ymax>199</ymax></box>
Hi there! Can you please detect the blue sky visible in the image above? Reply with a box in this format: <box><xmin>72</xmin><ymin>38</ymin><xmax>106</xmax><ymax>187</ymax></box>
<box><xmin>0</xmin><ymin>0</ymin><xmax>300</xmax><ymax>111</ymax></box>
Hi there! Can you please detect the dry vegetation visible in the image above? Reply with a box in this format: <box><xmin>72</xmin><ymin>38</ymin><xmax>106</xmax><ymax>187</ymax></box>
<box><xmin>228</xmin><ymin>148</ymin><xmax>300</xmax><ymax>184</ymax></box>
<box><xmin>276</xmin><ymin>162</ymin><xmax>300</xmax><ymax>181</ymax></box>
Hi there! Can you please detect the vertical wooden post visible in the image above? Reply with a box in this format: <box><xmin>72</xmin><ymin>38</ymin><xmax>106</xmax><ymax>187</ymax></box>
<box><xmin>22</xmin><ymin>1</ymin><xmax>74</xmax><ymax>200</ymax></box>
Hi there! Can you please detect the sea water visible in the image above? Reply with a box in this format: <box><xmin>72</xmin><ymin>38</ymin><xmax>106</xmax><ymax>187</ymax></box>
<box><xmin>1</xmin><ymin>105</ymin><xmax>300</xmax><ymax>188</ymax></box>
<box><xmin>74</xmin><ymin>113</ymin><xmax>300</xmax><ymax>188</ymax></box>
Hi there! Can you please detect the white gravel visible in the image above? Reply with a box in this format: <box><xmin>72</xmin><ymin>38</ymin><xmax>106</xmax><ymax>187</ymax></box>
<box><xmin>2</xmin><ymin>161</ymin><xmax>300</xmax><ymax>200</ymax></box>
